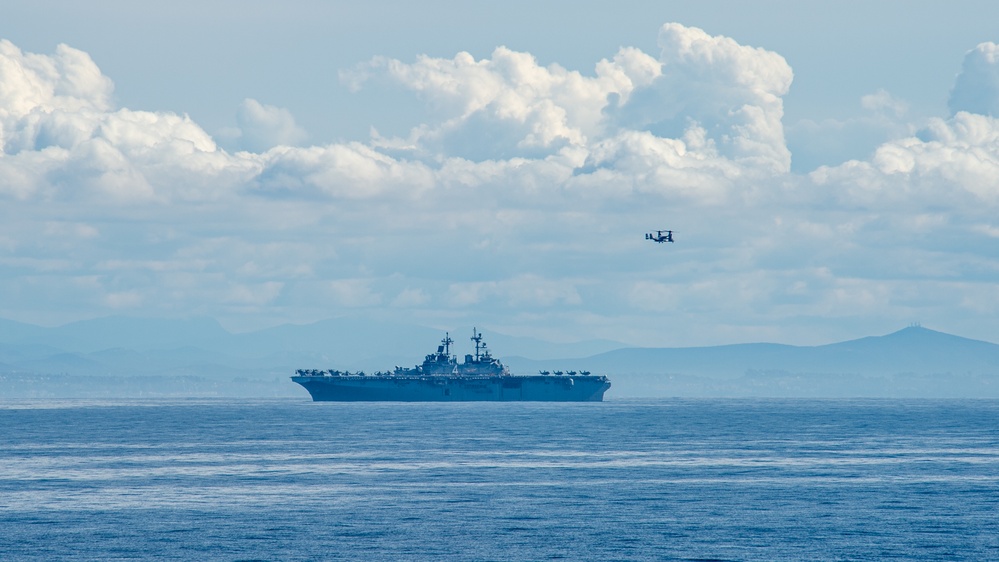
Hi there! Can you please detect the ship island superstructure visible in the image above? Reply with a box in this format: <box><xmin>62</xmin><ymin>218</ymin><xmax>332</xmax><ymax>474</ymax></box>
<box><xmin>291</xmin><ymin>329</ymin><xmax>611</xmax><ymax>402</ymax></box>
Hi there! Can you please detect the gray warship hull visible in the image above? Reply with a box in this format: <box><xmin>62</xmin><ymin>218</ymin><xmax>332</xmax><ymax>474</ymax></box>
<box><xmin>291</xmin><ymin>329</ymin><xmax>611</xmax><ymax>402</ymax></box>
<box><xmin>292</xmin><ymin>374</ymin><xmax>610</xmax><ymax>402</ymax></box>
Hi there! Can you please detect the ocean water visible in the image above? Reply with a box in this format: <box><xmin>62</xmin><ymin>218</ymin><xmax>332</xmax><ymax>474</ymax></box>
<box><xmin>1</xmin><ymin>399</ymin><xmax>997</xmax><ymax>561</ymax></box>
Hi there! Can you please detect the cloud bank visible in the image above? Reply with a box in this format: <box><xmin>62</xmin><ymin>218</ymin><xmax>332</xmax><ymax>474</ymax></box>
<box><xmin>1</xmin><ymin>25</ymin><xmax>998</xmax><ymax>346</ymax></box>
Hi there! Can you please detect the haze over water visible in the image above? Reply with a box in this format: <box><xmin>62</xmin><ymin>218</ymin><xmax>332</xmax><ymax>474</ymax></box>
<box><xmin>2</xmin><ymin>398</ymin><xmax>997</xmax><ymax>560</ymax></box>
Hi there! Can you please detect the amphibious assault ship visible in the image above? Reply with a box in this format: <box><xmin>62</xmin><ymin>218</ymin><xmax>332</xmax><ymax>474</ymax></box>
<box><xmin>292</xmin><ymin>329</ymin><xmax>611</xmax><ymax>401</ymax></box>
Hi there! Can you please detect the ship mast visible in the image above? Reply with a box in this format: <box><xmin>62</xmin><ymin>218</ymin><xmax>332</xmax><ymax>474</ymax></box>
<box><xmin>471</xmin><ymin>328</ymin><xmax>485</xmax><ymax>361</ymax></box>
<box><xmin>442</xmin><ymin>332</ymin><xmax>453</xmax><ymax>358</ymax></box>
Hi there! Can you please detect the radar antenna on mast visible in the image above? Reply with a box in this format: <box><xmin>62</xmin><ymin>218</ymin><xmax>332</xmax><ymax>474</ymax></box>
<box><xmin>470</xmin><ymin>328</ymin><xmax>494</xmax><ymax>361</ymax></box>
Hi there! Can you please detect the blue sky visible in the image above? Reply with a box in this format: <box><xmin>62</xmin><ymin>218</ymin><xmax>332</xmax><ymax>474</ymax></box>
<box><xmin>2</xmin><ymin>1</ymin><xmax>998</xmax><ymax>346</ymax></box>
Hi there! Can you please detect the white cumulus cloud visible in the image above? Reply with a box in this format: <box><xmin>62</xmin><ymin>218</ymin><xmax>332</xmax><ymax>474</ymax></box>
<box><xmin>949</xmin><ymin>42</ymin><xmax>999</xmax><ymax>117</ymax></box>
<box><xmin>346</xmin><ymin>45</ymin><xmax>662</xmax><ymax>162</ymax></box>
<box><xmin>604</xmin><ymin>23</ymin><xmax>793</xmax><ymax>174</ymax></box>
<box><xmin>0</xmin><ymin>40</ymin><xmax>245</xmax><ymax>203</ymax></box>
<box><xmin>342</xmin><ymin>23</ymin><xmax>794</xmax><ymax>204</ymax></box>
<box><xmin>0</xmin><ymin>40</ymin><xmax>112</xmax><ymax>125</ymax></box>
<box><xmin>812</xmin><ymin>111</ymin><xmax>999</xmax><ymax>205</ymax></box>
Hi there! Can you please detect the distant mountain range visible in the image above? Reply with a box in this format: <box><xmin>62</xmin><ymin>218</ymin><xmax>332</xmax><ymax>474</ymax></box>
<box><xmin>504</xmin><ymin>325</ymin><xmax>999</xmax><ymax>378</ymax></box>
<box><xmin>0</xmin><ymin>316</ymin><xmax>623</xmax><ymax>375</ymax></box>
<box><xmin>1</xmin><ymin>317</ymin><xmax>997</xmax><ymax>398</ymax></box>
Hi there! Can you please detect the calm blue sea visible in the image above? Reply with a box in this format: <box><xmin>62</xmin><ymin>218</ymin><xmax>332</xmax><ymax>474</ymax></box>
<box><xmin>1</xmin><ymin>398</ymin><xmax>997</xmax><ymax>561</ymax></box>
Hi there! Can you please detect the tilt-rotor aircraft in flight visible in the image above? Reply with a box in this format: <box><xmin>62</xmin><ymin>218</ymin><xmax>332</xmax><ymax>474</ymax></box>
<box><xmin>645</xmin><ymin>229</ymin><xmax>674</xmax><ymax>244</ymax></box>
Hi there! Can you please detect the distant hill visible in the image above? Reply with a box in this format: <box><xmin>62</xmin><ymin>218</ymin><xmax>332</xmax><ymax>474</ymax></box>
<box><xmin>1</xmin><ymin>318</ymin><xmax>996</xmax><ymax>398</ymax></box>
<box><xmin>505</xmin><ymin>326</ymin><xmax>999</xmax><ymax>398</ymax></box>
<box><xmin>505</xmin><ymin>326</ymin><xmax>999</xmax><ymax>378</ymax></box>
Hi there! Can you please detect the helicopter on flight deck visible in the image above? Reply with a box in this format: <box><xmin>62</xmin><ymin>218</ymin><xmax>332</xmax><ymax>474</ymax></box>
<box><xmin>645</xmin><ymin>229</ymin><xmax>674</xmax><ymax>244</ymax></box>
